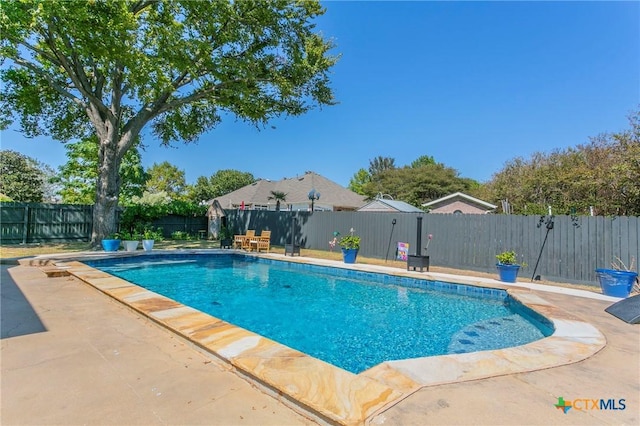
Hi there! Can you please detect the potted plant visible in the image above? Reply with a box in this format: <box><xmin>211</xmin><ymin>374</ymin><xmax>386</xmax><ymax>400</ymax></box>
<box><xmin>496</xmin><ymin>250</ymin><xmax>525</xmax><ymax>283</ymax></box>
<box><xmin>339</xmin><ymin>228</ymin><xmax>360</xmax><ymax>264</ymax></box>
<box><xmin>595</xmin><ymin>257</ymin><xmax>638</xmax><ymax>298</ymax></box>
<box><xmin>101</xmin><ymin>233</ymin><xmax>121</xmax><ymax>252</ymax></box>
<box><xmin>219</xmin><ymin>225</ymin><xmax>233</xmax><ymax>249</ymax></box>
<box><xmin>120</xmin><ymin>230</ymin><xmax>140</xmax><ymax>252</ymax></box>
<box><xmin>142</xmin><ymin>228</ymin><xmax>158</xmax><ymax>251</ymax></box>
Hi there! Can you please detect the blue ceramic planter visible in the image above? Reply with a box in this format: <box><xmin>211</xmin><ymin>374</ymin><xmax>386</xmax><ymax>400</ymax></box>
<box><xmin>496</xmin><ymin>263</ymin><xmax>521</xmax><ymax>283</ymax></box>
<box><xmin>101</xmin><ymin>239</ymin><xmax>120</xmax><ymax>252</ymax></box>
<box><xmin>595</xmin><ymin>268</ymin><xmax>637</xmax><ymax>298</ymax></box>
<box><xmin>342</xmin><ymin>248</ymin><xmax>358</xmax><ymax>264</ymax></box>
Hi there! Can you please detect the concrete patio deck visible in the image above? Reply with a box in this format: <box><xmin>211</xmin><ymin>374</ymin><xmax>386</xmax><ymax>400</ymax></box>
<box><xmin>1</xmin><ymin>253</ymin><xmax>638</xmax><ymax>425</ymax></box>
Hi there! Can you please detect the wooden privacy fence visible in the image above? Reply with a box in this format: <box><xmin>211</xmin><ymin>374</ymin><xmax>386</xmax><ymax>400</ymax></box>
<box><xmin>1</xmin><ymin>202</ymin><xmax>637</xmax><ymax>287</ymax></box>
<box><xmin>225</xmin><ymin>210</ymin><xmax>639</xmax><ymax>286</ymax></box>
<box><xmin>0</xmin><ymin>203</ymin><xmax>208</xmax><ymax>243</ymax></box>
<box><xmin>1</xmin><ymin>202</ymin><xmax>93</xmax><ymax>243</ymax></box>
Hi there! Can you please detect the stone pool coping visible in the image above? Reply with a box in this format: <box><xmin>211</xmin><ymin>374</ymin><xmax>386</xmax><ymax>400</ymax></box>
<box><xmin>39</xmin><ymin>250</ymin><xmax>605</xmax><ymax>426</ymax></box>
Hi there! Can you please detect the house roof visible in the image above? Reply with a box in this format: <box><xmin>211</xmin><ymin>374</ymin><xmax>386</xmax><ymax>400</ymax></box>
<box><xmin>358</xmin><ymin>199</ymin><xmax>423</xmax><ymax>213</ymax></box>
<box><xmin>422</xmin><ymin>192</ymin><xmax>497</xmax><ymax>209</ymax></box>
<box><xmin>211</xmin><ymin>171</ymin><xmax>367</xmax><ymax>210</ymax></box>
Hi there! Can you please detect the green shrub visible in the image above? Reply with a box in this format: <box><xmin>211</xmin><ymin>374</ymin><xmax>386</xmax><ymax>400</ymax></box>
<box><xmin>120</xmin><ymin>200</ymin><xmax>207</xmax><ymax>231</ymax></box>
<box><xmin>496</xmin><ymin>250</ymin><xmax>526</xmax><ymax>267</ymax></box>
<box><xmin>143</xmin><ymin>227</ymin><xmax>163</xmax><ymax>241</ymax></box>
<box><xmin>171</xmin><ymin>230</ymin><xmax>193</xmax><ymax>240</ymax></box>
<box><xmin>339</xmin><ymin>235</ymin><xmax>361</xmax><ymax>250</ymax></box>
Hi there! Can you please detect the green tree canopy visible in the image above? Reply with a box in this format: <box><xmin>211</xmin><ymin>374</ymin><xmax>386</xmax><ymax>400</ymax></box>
<box><xmin>368</xmin><ymin>156</ymin><xmax>396</xmax><ymax>176</ymax></box>
<box><xmin>485</xmin><ymin>110</ymin><xmax>640</xmax><ymax>216</ymax></box>
<box><xmin>410</xmin><ymin>155</ymin><xmax>436</xmax><ymax>168</ymax></box>
<box><xmin>209</xmin><ymin>169</ymin><xmax>256</xmax><ymax>198</ymax></box>
<box><xmin>188</xmin><ymin>176</ymin><xmax>215</xmax><ymax>204</ymax></box>
<box><xmin>1</xmin><ymin>0</ymin><xmax>338</xmax><ymax>243</ymax></box>
<box><xmin>0</xmin><ymin>150</ymin><xmax>47</xmax><ymax>202</ymax></box>
<box><xmin>362</xmin><ymin>162</ymin><xmax>471</xmax><ymax>207</ymax></box>
<box><xmin>188</xmin><ymin>169</ymin><xmax>255</xmax><ymax>203</ymax></box>
<box><xmin>56</xmin><ymin>136</ymin><xmax>146</xmax><ymax>204</ymax></box>
<box><xmin>348</xmin><ymin>168</ymin><xmax>371</xmax><ymax>196</ymax></box>
<box><xmin>145</xmin><ymin>161</ymin><xmax>187</xmax><ymax>200</ymax></box>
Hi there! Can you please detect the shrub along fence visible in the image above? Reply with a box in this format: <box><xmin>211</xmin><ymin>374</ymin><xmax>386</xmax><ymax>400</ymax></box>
<box><xmin>225</xmin><ymin>210</ymin><xmax>639</xmax><ymax>287</ymax></box>
<box><xmin>151</xmin><ymin>214</ymin><xmax>208</xmax><ymax>239</ymax></box>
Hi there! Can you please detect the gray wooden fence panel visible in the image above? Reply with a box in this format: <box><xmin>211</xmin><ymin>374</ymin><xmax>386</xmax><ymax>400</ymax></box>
<box><xmin>0</xmin><ymin>202</ymin><xmax>93</xmax><ymax>243</ymax></box>
<box><xmin>223</xmin><ymin>210</ymin><xmax>639</xmax><ymax>286</ymax></box>
<box><xmin>1</xmin><ymin>203</ymin><xmax>28</xmax><ymax>243</ymax></box>
<box><xmin>5</xmin><ymin>202</ymin><xmax>636</xmax><ymax>286</ymax></box>
<box><xmin>0</xmin><ymin>202</ymin><xmax>212</xmax><ymax>243</ymax></box>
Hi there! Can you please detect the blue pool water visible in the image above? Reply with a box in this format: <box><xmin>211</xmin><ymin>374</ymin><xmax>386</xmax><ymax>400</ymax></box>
<box><xmin>86</xmin><ymin>254</ymin><xmax>553</xmax><ymax>373</ymax></box>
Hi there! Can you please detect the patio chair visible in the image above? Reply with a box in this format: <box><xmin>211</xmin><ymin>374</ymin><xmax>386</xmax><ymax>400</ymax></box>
<box><xmin>234</xmin><ymin>230</ymin><xmax>255</xmax><ymax>250</ymax></box>
<box><xmin>253</xmin><ymin>230</ymin><xmax>271</xmax><ymax>253</ymax></box>
<box><xmin>240</xmin><ymin>230</ymin><xmax>256</xmax><ymax>250</ymax></box>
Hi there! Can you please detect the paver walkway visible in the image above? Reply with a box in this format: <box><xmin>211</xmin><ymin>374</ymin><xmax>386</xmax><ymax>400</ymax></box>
<box><xmin>1</xmin><ymin>264</ymin><xmax>312</xmax><ymax>425</ymax></box>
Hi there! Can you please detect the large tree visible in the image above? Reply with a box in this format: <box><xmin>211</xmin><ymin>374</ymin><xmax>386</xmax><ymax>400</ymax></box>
<box><xmin>363</xmin><ymin>162</ymin><xmax>472</xmax><ymax>207</ymax></box>
<box><xmin>1</xmin><ymin>0</ymin><xmax>337</xmax><ymax>244</ymax></box>
<box><xmin>0</xmin><ymin>150</ymin><xmax>47</xmax><ymax>202</ymax></box>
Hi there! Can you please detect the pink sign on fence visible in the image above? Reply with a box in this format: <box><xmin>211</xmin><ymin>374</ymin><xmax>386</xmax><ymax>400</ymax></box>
<box><xmin>397</xmin><ymin>242</ymin><xmax>409</xmax><ymax>261</ymax></box>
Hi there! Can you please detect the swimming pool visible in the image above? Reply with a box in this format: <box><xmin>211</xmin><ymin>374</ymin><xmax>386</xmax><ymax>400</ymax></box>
<box><xmin>86</xmin><ymin>253</ymin><xmax>553</xmax><ymax>373</ymax></box>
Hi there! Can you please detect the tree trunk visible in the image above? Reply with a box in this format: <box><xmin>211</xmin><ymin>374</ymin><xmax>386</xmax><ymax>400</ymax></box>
<box><xmin>91</xmin><ymin>136</ymin><xmax>122</xmax><ymax>246</ymax></box>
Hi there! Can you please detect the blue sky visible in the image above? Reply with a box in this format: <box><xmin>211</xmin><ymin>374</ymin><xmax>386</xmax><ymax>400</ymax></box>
<box><xmin>1</xmin><ymin>1</ymin><xmax>638</xmax><ymax>188</ymax></box>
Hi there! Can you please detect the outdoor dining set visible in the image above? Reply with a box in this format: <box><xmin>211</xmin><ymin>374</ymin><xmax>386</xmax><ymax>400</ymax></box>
<box><xmin>233</xmin><ymin>230</ymin><xmax>271</xmax><ymax>252</ymax></box>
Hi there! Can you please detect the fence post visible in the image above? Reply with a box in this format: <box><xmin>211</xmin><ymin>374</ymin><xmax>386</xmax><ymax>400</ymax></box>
<box><xmin>21</xmin><ymin>205</ymin><xmax>29</xmax><ymax>244</ymax></box>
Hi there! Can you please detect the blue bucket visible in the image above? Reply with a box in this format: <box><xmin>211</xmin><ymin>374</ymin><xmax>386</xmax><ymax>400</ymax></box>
<box><xmin>595</xmin><ymin>269</ymin><xmax>637</xmax><ymax>298</ymax></box>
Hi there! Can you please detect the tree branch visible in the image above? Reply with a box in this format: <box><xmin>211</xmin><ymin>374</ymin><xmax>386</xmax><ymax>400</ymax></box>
<box><xmin>44</xmin><ymin>19</ymin><xmax>112</xmax><ymax>121</ymax></box>
<box><xmin>130</xmin><ymin>0</ymin><xmax>155</xmax><ymax>14</ymax></box>
<box><xmin>16</xmin><ymin>39</ymin><xmax>60</xmax><ymax>66</ymax></box>
<box><xmin>12</xmin><ymin>57</ymin><xmax>83</xmax><ymax>106</ymax></box>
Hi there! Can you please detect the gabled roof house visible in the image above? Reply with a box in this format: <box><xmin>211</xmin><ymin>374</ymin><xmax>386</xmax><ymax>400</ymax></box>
<box><xmin>211</xmin><ymin>171</ymin><xmax>367</xmax><ymax>212</ymax></box>
<box><xmin>357</xmin><ymin>196</ymin><xmax>423</xmax><ymax>213</ymax></box>
<box><xmin>422</xmin><ymin>192</ymin><xmax>497</xmax><ymax>214</ymax></box>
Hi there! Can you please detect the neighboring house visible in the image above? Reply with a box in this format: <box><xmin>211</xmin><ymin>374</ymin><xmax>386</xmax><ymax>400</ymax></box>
<box><xmin>422</xmin><ymin>192</ymin><xmax>497</xmax><ymax>214</ymax></box>
<box><xmin>357</xmin><ymin>196</ymin><xmax>423</xmax><ymax>213</ymax></box>
<box><xmin>210</xmin><ymin>171</ymin><xmax>367</xmax><ymax>212</ymax></box>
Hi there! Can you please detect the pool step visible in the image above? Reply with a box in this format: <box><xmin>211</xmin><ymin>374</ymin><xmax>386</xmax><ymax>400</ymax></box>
<box><xmin>39</xmin><ymin>266</ymin><xmax>70</xmax><ymax>278</ymax></box>
<box><xmin>447</xmin><ymin>315</ymin><xmax>525</xmax><ymax>354</ymax></box>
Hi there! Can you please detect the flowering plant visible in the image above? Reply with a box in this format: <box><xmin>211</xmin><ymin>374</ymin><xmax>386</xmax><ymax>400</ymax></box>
<box><xmin>339</xmin><ymin>228</ymin><xmax>360</xmax><ymax>250</ymax></box>
<box><xmin>496</xmin><ymin>250</ymin><xmax>527</xmax><ymax>267</ymax></box>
